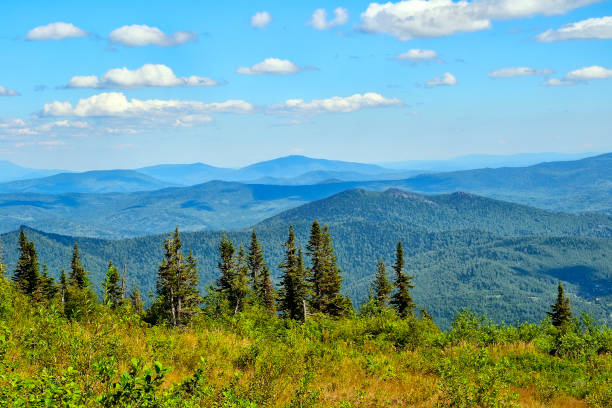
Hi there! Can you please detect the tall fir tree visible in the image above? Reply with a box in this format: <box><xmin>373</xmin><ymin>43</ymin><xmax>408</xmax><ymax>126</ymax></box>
<box><xmin>70</xmin><ymin>243</ymin><xmax>89</xmax><ymax>289</ymax></box>
<box><xmin>38</xmin><ymin>263</ymin><xmax>57</xmax><ymax>301</ymax></box>
<box><xmin>103</xmin><ymin>260</ymin><xmax>124</xmax><ymax>308</ymax></box>
<box><xmin>547</xmin><ymin>282</ymin><xmax>573</xmax><ymax>329</ymax></box>
<box><xmin>390</xmin><ymin>241</ymin><xmax>415</xmax><ymax>318</ymax></box>
<box><xmin>277</xmin><ymin>226</ymin><xmax>309</xmax><ymax>320</ymax></box>
<box><xmin>232</xmin><ymin>245</ymin><xmax>251</xmax><ymax>314</ymax></box>
<box><xmin>59</xmin><ymin>268</ymin><xmax>67</xmax><ymax>305</ymax></box>
<box><xmin>216</xmin><ymin>234</ymin><xmax>236</xmax><ymax>297</ymax></box>
<box><xmin>156</xmin><ymin>228</ymin><xmax>201</xmax><ymax>326</ymax></box>
<box><xmin>259</xmin><ymin>265</ymin><xmax>276</xmax><ymax>312</ymax></box>
<box><xmin>308</xmin><ymin>224</ymin><xmax>345</xmax><ymax>317</ymax></box>
<box><xmin>248</xmin><ymin>229</ymin><xmax>267</xmax><ymax>300</ymax></box>
<box><xmin>372</xmin><ymin>259</ymin><xmax>392</xmax><ymax>307</ymax></box>
<box><xmin>13</xmin><ymin>229</ymin><xmax>40</xmax><ymax>296</ymax></box>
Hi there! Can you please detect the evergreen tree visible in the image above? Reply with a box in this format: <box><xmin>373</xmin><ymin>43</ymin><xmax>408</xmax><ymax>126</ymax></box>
<box><xmin>216</xmin><ymin>234</ymin><xmax>236</xmax><ymax>297</ymax></box>
<box><xmin>390</xmin><ymin>241</ymin><xmax>415</xmax><ymax>318</ymax></box>
<box><xmin>259</xmin><ymin>265</ymin><xmax>276</xmax><ymax>312</ymax></box>
<box><xmin>372</xmin><ymin>259</ymin><xmax>392</xmax><ymax>307</ymax></box>
<box><xmin>0</xmin><ymin>241</ymin><xmax>5</xmax><ymax>276</ymax></box>
<box><xmin>547</xmin><ymin>282</ymin><xmax>573</xmax><ymax>329</ymax></box>
<box><xmin>156</xmin><ymin>228</ymin><xmax>201</xmax><ymax>326</ymax></box>
<box><xmin>309</xmin><ymin>224</ymin><xmax>345</xmax><ymax>317</ymax></box>
<box><xmin>59</xmin><ymin>268</ymin><xmax>67</xmax><ymax>306</ymax></box>
<box><xmin>103</xmin><ymin>260</ymin><xmax>124</xmax><ymax>308</ymax></box>
<box><xmin>231</xmin><ymin>245</ymin><xmax>251</xmax><ymax>314</ymax></box>
<box><xmin>277</xmin><ymin>226</ymin><xmax>309</xmax><ymax>320</ymax></box>
<box><xmin>13</xmin><ymin>229</ymin><xmax>40</xmax><ymax>296</ymax></box>
<box><xmin>38</xmin><ymin>263</ymin><xmax>57</xmax><ymax>301</ymax></box>
<box><xmin>129</xmin><ymin>284</ymin><xmax>144</xmax><ymax>314</ymax></box>
<box><xmin>70</xmin><ymin>243</ymin><xmax>89</xmax><ymax>289</ymax></box>
<box><xmin>248</xmin><ymin>229</ymin><xmax>265</xmax><ymax>292</ymax></box>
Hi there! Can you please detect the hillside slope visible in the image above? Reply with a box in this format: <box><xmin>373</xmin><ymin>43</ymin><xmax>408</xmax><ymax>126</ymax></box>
<box><xmin>1</xmin><ymin>189</ymin><xmax>611</xmax><ymax>328</ymax></box>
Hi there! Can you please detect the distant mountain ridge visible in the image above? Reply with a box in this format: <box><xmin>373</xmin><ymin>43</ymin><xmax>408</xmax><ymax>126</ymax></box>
<box><xmin>0</xmin><ymin>160</ymin><xmax>65</xmax><ymax>183</ymax></box>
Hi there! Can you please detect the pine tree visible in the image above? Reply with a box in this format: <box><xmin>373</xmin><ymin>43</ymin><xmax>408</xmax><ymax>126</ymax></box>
<box><xmin>311</xmin><ymin>225</ymin><xmax>345</xmax><ymax>317</ymax></box>
<box><xmin>372</xmin><ymin>259</ymin><xmax>392</xmax><ymax>307</ymax></box>
<box><xmin>156</xmin><ymin>228</ymin><xmax>201</xmax><ymax>326</ymax></box>
<box><xmin>390</xmin><ymin>241</ymin><xmax>415</xmax><ymax>318</ymax></box>
<box><xmin>13</xmin><ymin>229</ymin><xmax>40</xmax><ymax>296</ymax></box>
<box><xmin>38</xmin><ymin>263</ymin><xmax>57</xmax><ymax>301</ymax></box>
<box><xmin>259</xmin><ymin>265</ymin><xmax>276</xmax><ymax>312</ymax></box>
<box><xmin>307</xmin><ymin>220</ymin><xmax>323</xmax><ymax>308</ymax></box>
<box><xmin>103</xmin><ymin>260</ymin><xmax>124</xmax><ymax>308</ymax></box>
<box><xmin>248</xmin><ymin>229</ymin><xmax>264</xmax><ymax>292</ymax></box>
<box><xmin>232</xmin><ymin>245</ymin><xmax>251</xmax><ymax>314</ymax></box>
<box><xmin>216</xmin><ymin>234</ymin><xmax>236</xmax><ymax>297</ymax></box>
<box><xmin>129</xmin><ymin>284</ymin><xmax>144</xmax><ymax>314</ymax></box>
<box><xmin>277</xmin><ymin>226</ymin><xmax>309</xmax><ymax>320</ymax></box>
<box><xmin>70</xmin><ymin>243</ymin><xmax>89</xmax><ymax>289</ymax></box>
<box><xmin>547</xmin><ymin>282</ymin><xmax>573</xmax><ymax>329</ymax></box>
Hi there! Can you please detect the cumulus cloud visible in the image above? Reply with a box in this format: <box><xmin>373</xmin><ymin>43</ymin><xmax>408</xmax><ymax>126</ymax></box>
<box><xmin>37</xmin><ymin>120</ymin><xmax>89</xmax><ymax>131</ymax></box>
<box><xmin>537</xmin><ymin>16</ymin><xmax>612</xmax><ymax>42</ymax></box>
<box><xmin>425</xmin><ymin>72</ymin><xmax>457</xmax><ymax>87</ymax></box>
<box><xmin>488</xmin><ymin>67</ymin><xmax>553</xmax><ymax>78</ymax></box>
<box><xmin>67</xmin><ymin>64</ymin><xmax>217</xmax><ymax>89</ymax></box>
<box><xmin>26</xmin><ymin>22</ymin><xmax>87</xmax><ymax>40</ymax></box>
<box><xmin>237</xmin><ymin>58</ymin><xmax>302</xmax><ymax>75</ymax></box>
<box><xmin>565</xmin><ymin>65</ymin><xmax>612</xmax><ymax>81</ymax></box>
<box><xmin>360</xmin><ymin>0</ymin><xmax>600</xmax><ymax>40</ymax></box>
<box><xmin>251</xmin><ymin>11</ymin><xmax>272</xmax><ymax>28</ymax></box>
<box><xmin>274</xmin><ymin>92</ymin><xmax>402</xmax><ymax>114</ymax></box>
<box><xmin>0</xmin><ymin>85</ymin><xmax>19</xmax><ymax>96</ymax></box>
<box><xmin>541</xmin><ymin>65</ymin><xmax>612</xmax><ymax>86</ymax></box>
<box><xmin>396</xmin><ymin>49</ymin><xmax>439</xmax><ymax>61</ymax></box>
<box><xmin>310</xmin><ymin>7</ymin><xmax>349</xmax><ymax>30</ymax></box>
<box><xmin>43</xmin><ymin>92</ymin><xmax>254</xmax><ymax>117</ymax></box>
<box><xmin>109</xmin><ymin>25</ymin><xmax>196</xmax><ymax>47</ymax></box>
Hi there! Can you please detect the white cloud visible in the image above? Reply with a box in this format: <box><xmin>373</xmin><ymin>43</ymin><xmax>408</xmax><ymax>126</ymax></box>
<box><xmin>310</xmin><ymin>7</ymin><xmax>349</xmax><ymax>30</ymax></box>
<box><xmin>0</xmin><ymin>85</ymin><xmax>19</xmax><ymax>96</ymax></box>
<box><xmin>565</xmin><ymin>65</ymin><xmax>612</xmax><ymax>81</ymax></box>
<box><xmin>396</xmin><ymin>49</ymin><xmax>439</xmax><ymax>61</ymax></box>
<box><xmin>540</xmin><ymin>78</ymin><xmax>575</xmax><ymax>86</ymax></box>
<box><xmin>67</xmin><ymin>64</ymin><xmax>217</xmax><ymax>89</ymax></box>
<box><xmin>43</xmin><ymin>92</ymin><xmax>254</xmax><ymax>117</ymax></box>
<box><xmin>109</xmin><ymin>25</ymin><xmax>196</xmax><ymax>47</ymax></box>
<box><xmin>274</xmin><ymin>92</ymin><xmax>402</xmax><ymax>114</ymax></box>
<box><xmin>174</xmin><ymin>114</ymin><xmax>214</xmax><ymax>127</ymax></box>
<box><xmin>537</xmin><ymin>16</ymin><xmax>612</xmax><ymax>42</ymax></box>
<box><xmin>360</xmin><ymin>0</ymin><xmax>600</xmax><ymax>40</ymax></box>
<box><xmin>26</xmin><ymin>22</ymin><xmax>87</xmax><ymax>40</ymax></box>
<box><xmin>425</xmin><ymin>72</ymin><xmax>457</xmax><ymax>87</ymax></box>
<box><xmin>488</xmin><ymin>67</ymin><xmax>553</xmax><ymax>78</ymax></box>
<box><xmin>251</xmin><ymin>11</ymin><xmax>272</xmax><ymax>28</ymax></box>
<box><xmin>237</xmin><ymin>58</ymin><xmax>302</xmax><ymax>75</ymax></box>
<box><xmin>37</xmin><ymin>120</ymin><xmax>89</xmax><ymax>131</ymax></box>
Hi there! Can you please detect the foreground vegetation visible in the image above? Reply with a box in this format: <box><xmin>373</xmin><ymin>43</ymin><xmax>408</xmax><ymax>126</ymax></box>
<box><xmin>0</xmin><ymin>224</ymin><xmax>610</xmax><ymax>407</ymax></box>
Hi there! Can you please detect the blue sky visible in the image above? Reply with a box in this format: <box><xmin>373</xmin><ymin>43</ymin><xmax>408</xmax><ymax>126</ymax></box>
<box><xmin>0</xmin><ymin>0</ymin><xmax>611</xmax><ymax>170</ymax></box>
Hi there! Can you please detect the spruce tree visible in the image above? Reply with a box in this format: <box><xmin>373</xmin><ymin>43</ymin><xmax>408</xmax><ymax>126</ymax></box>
<box><xmin>38</xmin><ymin>263</ymin><xmax>57</xmax><ymax>301</ymax></box>
<box><xmin>232</xmin><ymin>245</ymin><xmax>251</xmax><ymax>314</ymax></box>
<box><xmin>216</xmin><ymin>234</ymin><xmax>236</xmax><ymax>298</ymax></box>
<box><xmin>390</xmin><ymin>241</ymin><xmax>415</xmax><ymax>318</ymax></box>
<box><xmin>156</xmin><ymin>228</ymin><xmax>201</xmax><ymax>326</ymax></box>
<box><xmin>70</xmin><ymin>243</ymin><xmax>89</xmax><ymax>289</ymax></box>
<box><xmin>248</xmin><ymin>229</ymin><xmax>266</xmax><ymax>294</ymax></box>
<box><xmin>277</xmin><ymin>226</ymin><xmax>309</xmax><ymax>320</ymax></box>
<box><xmin>103</xmin><ymin>260</ymin><xmax>124</xmax><ymax>308</ymax></box>
<box><xmin>0</xmin><ymin>241</ymin><xmax>5</xmax><ymax>276</ymax></box>
<box><xmin>307</xmin><ymin>221</ymin><xmax>346</xmax><ymax>316</ymax></box>
<box><xmin>13</xmin><ymin>229</ymin><xmax>40</xmax><ymax>296</ymax></box>
<box><xmin>59</xmin><ymin>268</ymin><xmax>67</xmax><ymax>305</ymax></box>
<box><xmin>259</xmin><ymin>265</ymin><xmax>276</xmax><ymax>312</ymax></box>
<box><xmin>547</xmin><ymin>282</ymin><xmax>573</xmax><ymax>329</ymax></box>
<box><xmin>372</xmin><ymin>259</ymin><xmax>392</xmax><ymax>307</ymax></box>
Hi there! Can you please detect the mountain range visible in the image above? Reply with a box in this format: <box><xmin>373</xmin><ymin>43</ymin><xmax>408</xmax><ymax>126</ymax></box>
<box><xmin>1</xmin><ymin>188</ymin><xmax>610</xmax><ymax>329</ymax></box>
<box><xmin>0</xmin><ymin>153</ymin><xmax>610</xmax><ymax>238</ymax></box>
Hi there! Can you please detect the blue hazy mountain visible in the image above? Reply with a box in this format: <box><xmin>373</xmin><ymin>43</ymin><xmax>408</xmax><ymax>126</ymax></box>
<box><xmin>0</xmin><ymin>170</ymin><xmax>175</xmax><ymax>194</ymax></box>
<box><xmin>0</xmin><ymin>160</ymin><xmax>65</xmax><ymax>183</ymax></box>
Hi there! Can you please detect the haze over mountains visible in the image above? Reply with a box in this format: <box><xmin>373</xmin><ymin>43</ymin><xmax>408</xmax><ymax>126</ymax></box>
<box><xmin>0</xmin><ymin>152</ymin><xmax>610</xmax><ymax>237</ymax></box>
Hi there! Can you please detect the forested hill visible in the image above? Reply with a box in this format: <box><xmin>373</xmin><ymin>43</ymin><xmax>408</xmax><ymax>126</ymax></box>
<box><xmin>1</xmin><ymin>189</ymin><xmax>611</xmax><ymax>328</ymax></box>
